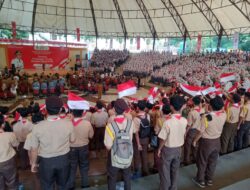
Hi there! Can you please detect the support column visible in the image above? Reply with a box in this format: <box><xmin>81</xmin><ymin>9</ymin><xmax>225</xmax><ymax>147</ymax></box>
<box><xmin>217</xmin><ymin>28</ymin><xmax>223</xmax><ymax>52</ymax></box>
<box><xmin>153</xmin><ymin>33</ymin><xmax>156</xmax><ymax>51</ymax></box>
<box><xmin>183</xmin><ymin>30</ymin><xmax>187</xmax><ymax>53</ymax></box>
<box><xmin>124</xmin><ymin>36</ymin><xmax>127</xmax><ymax>50</ymax></box>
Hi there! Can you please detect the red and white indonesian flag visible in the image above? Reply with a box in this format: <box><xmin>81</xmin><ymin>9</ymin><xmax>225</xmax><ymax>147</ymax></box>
<box><xmin>117</xmin><ymin>80</ymin><xmax>137</xmax><ymax>98</ymax></box>
<box><xmin>201</xmin><ymin>86</ymin><xmax>217</xmax><ymax>96</ymax></box>
<box><xmin>180</xmin><ymin>84</ymin><xmax>202</xmax><ymax>97</ymax></box>
<box><xmin>220</xmin><ymin>73</ymin><xmax>236</xmax><ymax>83</ymax></box>
<box><xmin>67</xmin><ymin>92</ymin><xmax>90</xmax><ymax>110</ymax></box>
<box><xmin>148</xmin><ymin>87</ymin><xmax>159</xmax><ymax>104</ymax></box>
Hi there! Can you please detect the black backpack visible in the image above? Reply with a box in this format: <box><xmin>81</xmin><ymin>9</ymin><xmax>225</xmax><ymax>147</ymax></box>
<box><xmin>138</xmin><ymin>113</ymin><xmax>151</xmax><ymax>139</ymax></box>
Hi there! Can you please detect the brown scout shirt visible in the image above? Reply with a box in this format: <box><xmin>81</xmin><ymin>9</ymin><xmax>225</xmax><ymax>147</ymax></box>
<box><xmin>226</xmin><ymin>103</ymin><xmax>241</xmax><ymax>123</ymax></box>
<box><xmin>187</xmin><ymin>106</ymin><xmax>203</xmax><ymax>130</ymax></box>
<box><xmin>0</xmin><ymin>132</ymin><xmax>19</xmax><ymax>162</ymax></box>
<box><xmin>91</xmin><ymin>110</ymin><xmax>109</xmax><ymax>128</ymax></box>
<box><xmin>240</xmin><ymin>102</ymin><xmax>250</xmax><ymax>121</ymax></box>
<box><xmin>31</xmin><ymin>116</ymin><xmax>76</xmax><ymax>158</ymax></box>
<box><xmin>200</xmin><ymin>111</ymin><xmax>227</xmax><ymax>139</ymax></box>
<box><xmin>13</xmin><ymin>119</ymin><xmax>33</xmax><ymax>143</ymax></box>
<box><xmin>70</xmin><ymin>118</ymin><xmax>94</xmax><ymax>147</ymax></box>
<box><xmin>158</xmin><ymin>114</ymin><xmax>187</xmax><ymax>148</ymax></box>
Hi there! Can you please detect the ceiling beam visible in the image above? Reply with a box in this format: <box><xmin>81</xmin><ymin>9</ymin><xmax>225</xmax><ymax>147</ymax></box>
<box><xmin>0</xmin><ymin>0</ymin><xmax>5</xmax><ymax>12</ymax></box>
<box><xmin>161</xmin><ymin>0</ymin><xmax>190</xmax><ymax>39</ymax></box>
<box><xmin>191</xmin><ymin>0</ymin><xmax>228</xmax><ymax>37</ymax></box>
<box><xmin>112</xmin><ymin>0</ymin><xmax>127</xmax><ymax>40</ymax></box>
<box><xmin>228</xmin><ymin>0</ymin><xmax>250</xmax><ymax>22</ymax></box>
<box><xmin>31</xmin><ymin>0</ymin><xmax>38</xmax><ymax>35</ymax></box>
<box><xmin>89</xmin><ymin>0</ymin><xmax>98</xmax><ymax>38</ymax></box>
<box><xmin>135</xmin><ymin>0</ymin><xmax>158</xmax><ymax>39</ymax></box>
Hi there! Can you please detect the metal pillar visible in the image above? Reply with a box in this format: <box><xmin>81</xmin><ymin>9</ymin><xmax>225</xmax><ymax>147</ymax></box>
<box><xmin>153</xmin><ymin>33</ymin><xmax>156</xmax><ymax>50</ymax></box>
<box><xmin>217</xmin><ymin>28</ymin><xmax>223</xmax><ymax>51</ymax></box>
<box><xmin>89</xmin><ymin>0</ymin><xmax>98</xmax><ymax>46</ymax></box>
<box><xmin>183</xmin><ymin>30</ymin><xmax>187</xmax><ymax>53</ymax></box>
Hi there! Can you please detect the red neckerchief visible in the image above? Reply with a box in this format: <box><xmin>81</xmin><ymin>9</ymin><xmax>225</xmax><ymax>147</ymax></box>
<box><xmin>72</xmin><ymin>118</ymin><xmax>83</xmax><ymax>127</ymax></box>
<box><xmin>114</xmin><ymin>116</ymin><xmax>125</xmax><ymax>124</ymax></box>
<box><xmin>213</xmin><ymin>110</ymin><xmax>224</xmax><ymax>116</ymax></box>
<box><xmin>232</xmin><ymin>103</ymin><xmax>240</xmax><ymax>109</ymax></box>
<box><xmin>165</xmin><ymin>114</ymin><xmax>171</xmax><ymax>120</ymax></box>
<box><xmin>47</xmin><ymin>117</ymin><xmax>60</xmax><ymax>122</ymax></box>
<box><xmin>82</xmin><ymin>111</ymin><xmax>87</xmax><ymax>118</ymax></box>
<box><xmin>194</xmin><ymin>107</ymin><xmax>201</xmax><ymax>113</ymax></box>
<box><xmin>59</xmin><ymin>114</ymin><xmax>67</xmax><ymax>119</ymax></box>
<box><xmin>97</xmin><ymin>109</ymin><xmax>102</xmax><ymax>113</ymax></box>
<box><xmin>22</xmin><ymin>119</ymin><xmax>27</xmax><ymax>125</ymax></box>
<box><xmin>173</xmin><ymin>114</ymin><xmax>181</xmax><ymax>120</ymax></box>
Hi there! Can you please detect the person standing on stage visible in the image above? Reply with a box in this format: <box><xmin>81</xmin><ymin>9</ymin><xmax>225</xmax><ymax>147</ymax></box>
<box><xmin>30</xmin><ymin>96</ymin><xmax>75</xmax><ymax>190</ymax></box>
<box><xmin>157</xmin><ymin>95</ymin><xmax>187</xmax><ymax>190</ymax></box>
<box><xmin>11</xmin><ymin>50</ymin><xmax>24</xmax><ymax>72</ymax></box>
<box><xmin>192</xmin><ymin>96</ymin><xmax>226</xmax><ymax>188</ymax></box>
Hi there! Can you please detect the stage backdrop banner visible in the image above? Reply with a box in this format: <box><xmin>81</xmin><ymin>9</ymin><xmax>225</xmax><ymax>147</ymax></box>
<box><xmin>8</xmin><ymin>45</ymin><xmax>70</xmax><ymax>70</ymax></box>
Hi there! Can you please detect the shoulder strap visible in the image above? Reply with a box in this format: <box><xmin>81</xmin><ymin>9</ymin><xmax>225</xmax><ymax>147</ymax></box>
<box><xmin>111</xmin><ymin>121</ymin><xmax>120</xmax><ymax>135</ymax></box>
<box><xmin>125</xmin><ymin>119</ymin><xmax>132</xmax><ymax>134</ymax></box>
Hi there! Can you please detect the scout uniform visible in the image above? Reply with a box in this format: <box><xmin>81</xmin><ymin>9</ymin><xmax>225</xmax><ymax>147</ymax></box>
<box><xmin>32</xmin><ymin>80</ymin><xmax>40</xmax><ymax>96</ymax></box>
<box><xmin>221</xmin><ymin>103</ymin><xmax>241</xmax><ymax>154</ymax></box>
<box><xmin>31</xmin><ymin>110</ymin><xmax>75</xmax><ymax>190</ymax></box>
<box><xmin>68</xmin><ymin>118</ymin><xmax>94</xmax><ymax>189</ymax></box>
<box><xmin>196</xmin><ymin>111</ymin><xmax>226</xmax><ymax>184</ymax></box>
<box><xmin>91</xmin><ymin>109</ymin><xmax>108</xmax><ymax>151</ymax></box>
<box><xmin>0</xmin><ymin>131</ymin><xmax>19</xmax><ymax>190</ymax></box>
<box><xmin>158</xmin><ymin>114</ymin><xmax>187</xmax><ymax>190</ymax></box>
<box><xmin>184</xmin><ymin>106</ymin><xmax>203</xmax><ymax>164</ymax></box>
<box><xmin>133</xmin><ymin>111</ymin><xmax>151</xmax><ymax>176</ymax></box>
<box><xmin>11</xmin><ymin>57</ymin><xmax>24</xmax><ymax>71</ymax></box>
<box><xmin>13</xmin><ymin>116</ymin><xmax>33</xmax><ymax>169</ymax></box>
<box><xmin>237</xmin><ymin>102</ymin><xmax>250</xmax><ymax>149</ymax></box>
<box><xmin>104</xmin><ymin>115</ymin><xmax>134</xmax><ymax>190</ymax></box>
<box><xmin>82</xmin><ymin>111</ymin><xmax>92</xmax><ymax>122</ymax></box>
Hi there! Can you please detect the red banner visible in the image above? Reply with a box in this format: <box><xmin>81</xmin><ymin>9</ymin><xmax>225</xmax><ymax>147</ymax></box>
<box><xmin>196</xmin><ymin>34</ymin><xmax>202</xmax><ymax>52</ymax></box>
<box><xmin>137</xmin><ymin>36</ymin><xmax>140</xmax><ymax>50</ymax></box>
<box><xmin>8</xmin><ymin>45</ymin><xmax>70</xmax><ymax>70</ymax></box>
<box><xmin>11</xmin><ymin>21</ymin><xmax>16</xmax><ymax>39</ymax></box>
<box><xmin>76</xmin><ymin>28</ymin><xmax>80</xmax><ymax>42</ymax></box>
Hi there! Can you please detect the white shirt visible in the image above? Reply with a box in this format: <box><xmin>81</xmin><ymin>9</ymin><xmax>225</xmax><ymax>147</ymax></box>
<box><xmin>11</xmin><ymin>58</ymin><xmax>24</xmax><ymax>70</ymax></box>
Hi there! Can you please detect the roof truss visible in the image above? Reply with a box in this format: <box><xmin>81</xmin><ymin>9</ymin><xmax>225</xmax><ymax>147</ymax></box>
<box><xmin>0</xmin><ymin>0</ymin><xmax>5</xmax><ymax>11</ymax></box>
<box><xmin>135</xmin><ymin>0</ymin><xmax>158</xmax><ymax>39</ymax></box>
<box><xmin>89</xmin><ymin>0</ymin><xmax>98</xmax><ymax>38</ymax></box>
<box><xmin>112</xmin><ymin>0</ymin><xmax>127</xmax><ymax>39</ymax></box>
<box><xmin>161</xmin><ymin>0</ymin><xmax>190</xmax><ymax>39</ymax></box>
<box><xmin>228</xmin><ymin>0</ymin><xmax>250</xmax><ymax>22</ymax></box>
<box><xmin>191</xmin><ymin>0</ymin><xmax>228</xmax><ymax>37</ymax></box>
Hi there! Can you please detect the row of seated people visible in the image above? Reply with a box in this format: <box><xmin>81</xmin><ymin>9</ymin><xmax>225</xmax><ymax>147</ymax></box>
<box><xmin>123</xmin><ymin>51</ymin><xmax>176</xmax><ymax>77</ymax></box>
<box><xmin>150</xmin><ymin>52</ymin><xmax>250</xmax><ymax>86</ymax></box>
<box><xmin>69</xmin><ymin>72</ymin><xmax>132</xmax><ymax>94</ymax></box>
<box><xmin>91</xmin><ymin>49</ymin><xmax>129</xmax><ymax>68</ymax></box>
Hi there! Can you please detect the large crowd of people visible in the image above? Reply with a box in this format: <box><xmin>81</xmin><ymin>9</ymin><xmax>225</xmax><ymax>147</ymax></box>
<box><xmin>1</xmin><ymin>50</ymin><xmax>250</xmax><ymax>190</ymax></box>
<box><xmin>151</xmin><ymin>52</ymin><xmax>250</xmax><ymax>86</ymax></box>
<box><xmin>123</xmin><ymin>51</ymin><xmax>175</xmax><ymax>77</ymax></box>
<box><xmin>91</xmin><ymin>49</ymin><xmax>129</xmax><ymax>70</ymax></box>
<box><xmin>1</xmin><ymin>77</ymin><xmax>250</xmax><ymax>189</ymax></box>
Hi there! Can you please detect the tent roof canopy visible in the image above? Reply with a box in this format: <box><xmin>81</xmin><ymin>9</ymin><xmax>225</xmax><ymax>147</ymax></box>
<box><xmin>0</xmin><ymin>0</ymin><xmax>249</xmax><ymax>38</ymax></box>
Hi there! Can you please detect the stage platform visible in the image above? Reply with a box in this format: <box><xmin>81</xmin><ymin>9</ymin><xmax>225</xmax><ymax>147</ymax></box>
<box><xmin>84</xmin><ymin>148</ymin><xmax>250</xmax><ymax>190</ymax></box>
